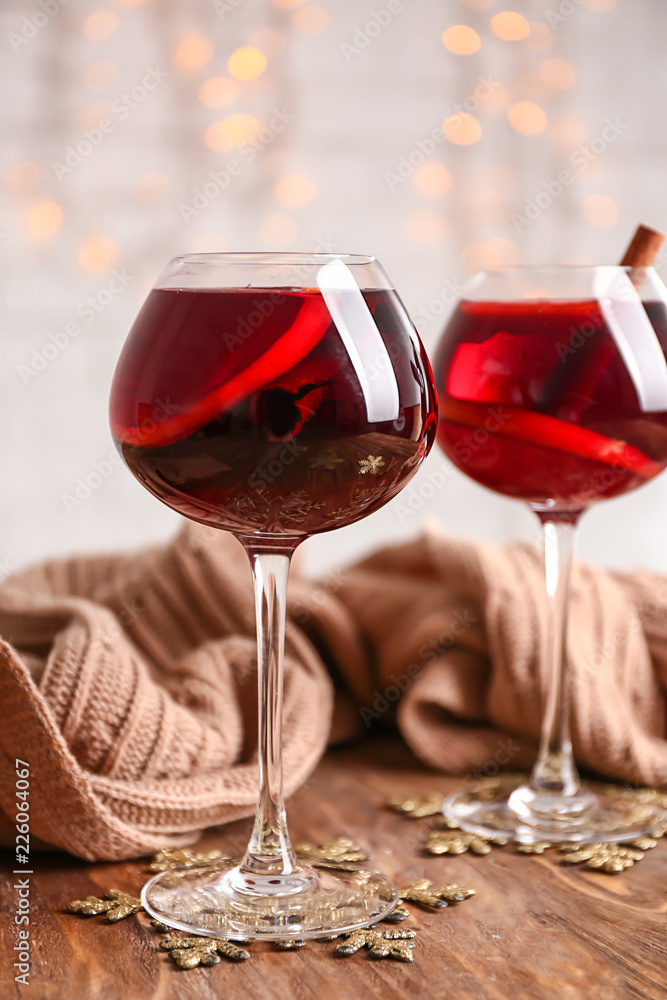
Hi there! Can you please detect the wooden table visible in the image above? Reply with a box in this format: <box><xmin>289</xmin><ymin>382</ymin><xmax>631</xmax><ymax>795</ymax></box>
<box><xmin>2</xmin><ymin>736</ymin><xmax>666</xmax><ymax>1000</ymax></box>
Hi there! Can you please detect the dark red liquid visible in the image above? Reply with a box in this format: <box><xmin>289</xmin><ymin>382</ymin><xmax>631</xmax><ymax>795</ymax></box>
<box><xmin>110</xmin><ymin>287</ymin><xmax>436</xmax><ymax>537</ymax></box>
<box><xmin>434</xmin><ymin>299</ymin><xmax>667</xmax><ymax>512</ymax></box>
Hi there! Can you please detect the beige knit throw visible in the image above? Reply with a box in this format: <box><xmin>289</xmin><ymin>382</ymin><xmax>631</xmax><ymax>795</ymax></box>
<box><xmin>1</xmin><ymin>522</ymin><xmax>667</xmax><ymax>861</ymax></box>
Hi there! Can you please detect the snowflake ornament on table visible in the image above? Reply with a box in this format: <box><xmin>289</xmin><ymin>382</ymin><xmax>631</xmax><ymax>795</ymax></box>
<box><xmin>426</xmin><ymin>828</ymin><xmax>508</xmax><ymax>856</ymax></box>
<box><xmin>66</xmin><ymin>889</ymin><xmax>143</xmax><ymax>922</ymax></box>
<box><xmin>334</xmin><ymin>927</ymin><xmax>416</xmax><ymax>962</ymax></box>
<box><xmin>160</xmin><ymin>935</ymin><xmax>250</xmax><ymax>967</ymax></box>
<box><xmin>387</xmin><ymin>792</ymin><xmax>446</xmax><ymax>819</ymax></box>
<box><xmin>147</xmin><ymin>847</ymin><xmax>223</xmax><ymax>872</ymax></box>
<box><xmin>559</xmin><ymin>842</ymin><xmax>645</xmax><ymax>873</ymax></box>
<box><xmin>398</xmin><ymin>878</ymin><xmax>475</xmax><ymax>909</ymax></box>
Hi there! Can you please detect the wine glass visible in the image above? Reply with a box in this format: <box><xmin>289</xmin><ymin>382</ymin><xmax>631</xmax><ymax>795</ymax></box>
<box><xmin>109</xmin><ymin>252</ymin><xmax>437</xmax><ymax>939</ymax></box>
<box><xmin>434</xmin><ymin>265</ymin><xmax>667</xmax><ymax>844</ymax></box>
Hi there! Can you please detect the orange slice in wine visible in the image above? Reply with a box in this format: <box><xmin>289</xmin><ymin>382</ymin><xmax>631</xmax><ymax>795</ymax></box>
<box><xmin>440</xmin><ymin>398</ymin><xmax>664</xmax><ymax>479</ymax></box>
<box><xmin>113</xmin><ymin>294</ymin><xmax>333</xmax><ymax>448</ymax></box>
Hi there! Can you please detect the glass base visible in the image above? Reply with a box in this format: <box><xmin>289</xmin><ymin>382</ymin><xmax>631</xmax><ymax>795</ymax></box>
<box><xmin>444</xmin><ymin>781</ymin><xmax>667</xmax><ymax>845</ymax></box>
<box><xmin>141</xmin><ymin>858</ymin><xmax>398</xmax><ymax>941</ymax></box>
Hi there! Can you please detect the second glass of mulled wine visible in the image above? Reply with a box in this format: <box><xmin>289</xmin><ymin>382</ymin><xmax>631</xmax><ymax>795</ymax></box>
<box><xmin>434</xmin><ymin>265</ymin><xmax>667</xmax><ymax>843</ymax></box>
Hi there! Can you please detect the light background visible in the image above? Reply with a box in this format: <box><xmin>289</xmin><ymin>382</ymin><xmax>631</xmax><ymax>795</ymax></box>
<box><xmin>2</xmin><ymin>0</ymin><xmax>667</xmax><ymax>580</ymax></box>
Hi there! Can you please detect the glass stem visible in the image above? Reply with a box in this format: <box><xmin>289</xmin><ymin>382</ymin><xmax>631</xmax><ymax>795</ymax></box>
<box><xmin>240</xmin><ymin>547</ymin><xmax>298</xmax><ymax>877</ymax></box>
<box><xmin>529</xmin><ymin>517</ymin><xmax>581</xmax><ymax>799</ymax></box>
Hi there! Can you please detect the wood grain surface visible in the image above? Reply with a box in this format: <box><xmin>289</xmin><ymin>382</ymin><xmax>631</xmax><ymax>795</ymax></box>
<box><xmin>1</xmin><ymin>736</ymin><xmax>666</xmax><ymax>1000</ymax></box>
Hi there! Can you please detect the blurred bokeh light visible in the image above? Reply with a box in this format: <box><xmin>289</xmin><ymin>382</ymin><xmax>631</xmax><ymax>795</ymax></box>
<box><xmin>2</xmin><ymin>0</ymin><xmax>666</xmax><ymax>579</ymax></box>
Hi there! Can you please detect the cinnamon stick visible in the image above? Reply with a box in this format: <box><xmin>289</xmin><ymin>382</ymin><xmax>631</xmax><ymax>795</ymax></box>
<box><xmin>619</xmin><ymin>224</ymin><xmax>665</xmax><ymax>268</ymax></box>
<box><xmin>538</xmin><ymin>225</ymin><xmax>665</xmax><ymax>408</ymax></box>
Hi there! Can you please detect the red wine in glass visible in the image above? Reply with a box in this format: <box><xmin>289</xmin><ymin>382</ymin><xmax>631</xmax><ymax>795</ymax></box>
<box><xmin>433</xmin><ymin>266</ymin><xmax>667</xmax><ymax>844</ymax></box>
<box><xmin>111</xmin><ymin>286</ymin><xmax>435</xmax><ymax>540</ymax></box>
<box><xmin>435</xmin><ymin>297</ymin><xmax>667</xmax><ymax>513</ymax></box>
<box><xmin>109</xmin><ymin>252</ymin><xmax>437</xmax><ymax>941</ymax></box>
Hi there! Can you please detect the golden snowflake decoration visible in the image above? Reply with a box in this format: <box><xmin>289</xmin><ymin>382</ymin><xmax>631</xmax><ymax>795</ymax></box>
<box><xmin>334</xmin><ymin>927</ymin><xmax>416</xmax><ymax>962</ymax></box>
<box><xmin>426</xmin><ymin>828</ymin><xmax>508</xmax><ymax>856</ymax></box>
<box><xmin>66</xmin><ymin>889</ymin><xmax>143</xmax><ymax>922</ymax></box>
<box><xmin>358</xmin><ymin>455</ymin><xmax>386</xmax><ymax>475</ymax></box>
<box><xmin>559</xmin><ymin>842</ymin><xmax>645</xmax><ymax>873</ymax></box>
<box><xmin>160</xmin><ymin>935</ymin><xmax>250</xmax><ymax>967</ymax></box>
<box><xmin>382</xmin><ymin>906</ymin><xmax>410</xmax><ymax>922</ymax></box>
<box><xmin>516</xmin><ymin>842</ymin><xmax>552</xmax><ymax>854</ymax></box>
<box><xmin>398</xmin><ymin>878</ymin><xmax>475</xmax><ymax>909</ymax></box>
<box><xmin>295</xmin><ymin>836</ymin><xmax>369</xmax><ymax>868</ymax></box>
<box><xmin>467</xmin><ymin>771</ymin><xmax>527</xmax><ymax>801</ymax></box>
<box><xmin>147</xmin><ymin>847</ymin><xmax>223</xmax><ymax>872</ymax></box>
<box><xmin>627</xmin><ymin>833</ymin><xmax>663</xmax><ymax>849</ymax></box>
<box><xmin>605</xmin><ymin>784</ymin><xmax>667</xmax><ymax>811</ymax></box>
<box><xmin>387</xmin><ymin>792</ymin><xmax>446</xmax><ymax>819</ymax></box>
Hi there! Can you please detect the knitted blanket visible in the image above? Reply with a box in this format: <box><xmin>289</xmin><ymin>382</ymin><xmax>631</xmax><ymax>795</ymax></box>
<box><xmin>1</xmin><ymin>522</ymin><xmax>666</xmax><ymax>860</ymax></box>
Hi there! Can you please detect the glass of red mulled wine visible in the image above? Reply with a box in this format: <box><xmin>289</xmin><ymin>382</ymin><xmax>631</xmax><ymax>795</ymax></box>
<box><xmin>109</xmin><ymin>252</ymin><xmax>437</xmax><ymax>939</ymax></box>
<box><xmin>434</xmin><ymin>265</ymin><xmax>667</xmax><ymax>843</ymax></box>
